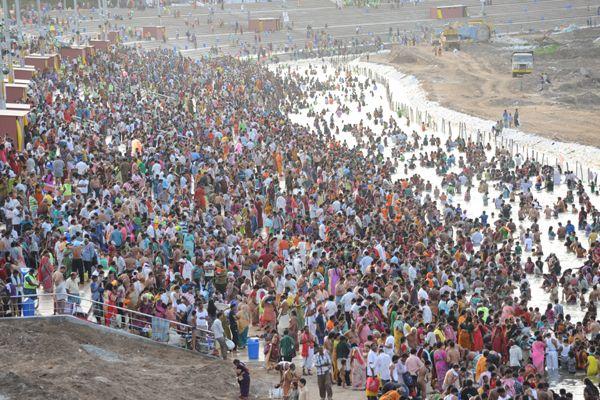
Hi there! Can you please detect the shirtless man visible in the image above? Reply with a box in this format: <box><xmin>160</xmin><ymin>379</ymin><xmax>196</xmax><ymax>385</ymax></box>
<box><xmin>52</xmin><ymin>265</ymin><xmax>67</xmax><ymax>314</ymax></box>
<box><xmin>446</xmin><ymin>340</ymin><xmax>461</xmax><ymax>366</ymax></box>
<box><xmin>589</xmin><ymin>285</ymin><xmax>600</xmax><ymax>304</ymax></box>
<box><xmin>588</xmin><ymin>319</ymin><xmax>600</xmax><ymax>341</ymax></box>
<box><xmin>416</xmin><ymin>360</ymin><xmax>430</xmax><ymax>399</ymax></box>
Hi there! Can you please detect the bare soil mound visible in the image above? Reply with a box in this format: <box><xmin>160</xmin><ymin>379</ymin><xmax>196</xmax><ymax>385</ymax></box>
<box><xmin>0</xmin><ymin>318</ymin><xmax>240</xmax><ymax>400</ymax></box>
<box><xmin>376</xmin><ymin>27</ymin><xmax>600</xmax><ymax>147</ymax></box>
<box><xmin>389</xmin><ymin>46</ymin><xmax>425</xmax><ymax>65</ymax></box>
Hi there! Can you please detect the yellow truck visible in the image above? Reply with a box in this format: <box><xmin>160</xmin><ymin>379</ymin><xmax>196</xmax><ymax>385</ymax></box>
<box><xmin>511</xmin><ymin>51</ymin><xmax>534</xmax><ymax>77</ymax></box>
<box><xmin>440</xmin><ymin>28</ymin><xmax>460</xmax><ymax>50</ymax></box>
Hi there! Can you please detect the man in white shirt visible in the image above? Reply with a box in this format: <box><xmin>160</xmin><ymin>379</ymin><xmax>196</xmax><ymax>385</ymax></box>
<box><xmin>11</xmin><ymin>206</ymin><xmax>22</xmax><ymax>233</ymax></box>
<box><xmin>421</xmin><ymin>300</ymin><xmax>432</xmax><ymax>324</ymax></box>
<box><xmin>132</xmin><ymin>275</ymin><xmax>144</xmax><ymax>295</ymax></box>
<box><xmin>524</xmin><ymin>234</ymin><xmax>533</xmax><ymax>252</ymax></box>
<box><xmin>211</xmin><ymin>311</ymin><xmax>227</xmax><ymax>360</ymax></box>
<box><xmin>417</xmin><ymin>283</ymin><xmax>429</xmax><ymax>303</ymax></box>
<box><xmin>393</xmin><ymin>355</ymin><xmax>410</xmax><ymax>396</ymax></box>
<box><xmin>383</xmin><ymin>332</ymin><xmax>395</xmax><ymax>357</ymax></box>
<box><xmin>275</xmin><ymin>272</ymin><xmax>286</xmax><ymax>295</ymax></box>
<box><xmin>180</xmin><ymin>259</ymin><xmax>193</xmax><ymax>281</ymax></box>
<box><xmin>366</xmin><ymin>343</ymin><xmax>378</xmax><ymax>377</ymax></box>
<box><xmin>284</xmin><ymin>274</ymin><xmax>297</xmax><ymax>294</ymax></box>
<box><xmin>77</xmin><ymin>178</ymin><xmax>89</xmax><ymax>195</ymax></box>
<box><xmin>5</xmin><ymin>193</ymin><xmax>21</xmax><ymax>212</ymax></box>
<box><xmin>304</xmin><ymin>298</ymin><xmax>317</xmax><ymax>338</ymax></box>
<box><xmin>509</xmin><ymin>342</ymin><xmax>523</xmax><ymax>367</ymax></box>
<box><xmin>359</xmin><ymin>251</ymin><xmax>373</xmax><ymax>274</ymax></box>
<box><xmin>375</xmin><ymin>347</ymin><xmax>393</xmax><ymax>384</ymax></box>
<box><xmin>324</xmin><ymin>295</ymin><xmax>337</xmax><ymax>319</ymax></box>
<box><xmin>284</xmin><ymin>259</ymin><xmax>297</xmax><ymax>277</ymax></box>
<box><xmin>65</xmin><ymin>272</ymin><xmax>80</xmax><ymax>303</ymax></box>
<box><xmin>41</xmin><ymin>220</ymin><xmax>53</xmax><ymax>236</ymax></box>
<box><xmin>75</xmin><ymin>160</ymin><xmax>89</xmax><ymax>176</ymax></box>
<box><xmin>192</xmin><ymin>303</ymin><xmax>209</xmax><ymax>353</ymax></box>
<box><xmin>424</xmin><ymin>325</ymin><xmax>438</xmax><ymax>347</ymax></box>
<box><xmin>292</xmin><ymin>253</ymin><xmax>303</xmax><ymax>275</ymax></box>
<box><xmin>471</xmin><ymin>229</ymin><xmax>484</xmax><ymax>246</ymax></box>
<box><xmin>340</xmin><ymin>288</ymin><xmax>355</xmax><ymax>324</ymax></box>
<box><xmin>407</xmin><ymin>264</ymin><xmax>417</xmax><ymax>284</ymax></box>
<box><xmin>176</xmin><ymin>298</ymin><xmax>189</xmax><ymax>316</ymax></box>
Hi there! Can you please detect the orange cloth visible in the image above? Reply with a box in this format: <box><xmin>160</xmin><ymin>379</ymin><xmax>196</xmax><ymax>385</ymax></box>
<box><xmin>380</xmin><ymin>391</ymin><xmax>401</xmax><ymax>400</ymax></box>
<box><xmin>326</xmin><ymin>319</ymin><xmax>334</xmax><ymax>331</ymax></box>
<box><xmin>278</xmin><ymin>239</ymin><xmax>290</xmax><ymax>258</ymax></box>
<box><xmin>475</xmin><ymin>356</ymin><xmax>487</xmax><ymax>382</ymax></box>
<box><xmin>275</xmin><ymin>152</ymin><xmax>283</xmax><ymax>175</ymax></box>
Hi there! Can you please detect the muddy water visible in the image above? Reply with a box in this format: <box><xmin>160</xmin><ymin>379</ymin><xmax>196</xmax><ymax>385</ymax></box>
<box><xmin>278</xmin><ymin>60</ymin><xmax>600</xmax><ymax>397</ymax></box>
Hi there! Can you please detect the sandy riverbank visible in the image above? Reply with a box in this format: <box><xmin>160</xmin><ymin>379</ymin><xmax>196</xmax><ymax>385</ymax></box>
<box><xmin>372</xmin><ymin>27</ymin><xmax>600</xmax><ymax>148</ymax></box>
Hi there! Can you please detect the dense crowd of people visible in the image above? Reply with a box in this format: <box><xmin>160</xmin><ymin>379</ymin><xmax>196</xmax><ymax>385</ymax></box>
<box><xmin>0</xmin><ymin>38</ymin><xmax>600</xmax><ymax>400</ymax></box>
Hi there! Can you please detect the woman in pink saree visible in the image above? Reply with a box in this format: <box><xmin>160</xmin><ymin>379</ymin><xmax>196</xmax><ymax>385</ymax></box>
<box><xmin>37</xmin><ymin>251</ymin><xmax>55</xmax><ymax>293</ymax></box>
<box><xmin>500</xmin><ymin>301</ymin><xmax>515</xmax><ymax>323</ymax></box>
<box><xmin>327</xmin><ymin>266</ymin><xmax>341</xmax><ymax>296</ymax></box>
<box><xmin>433</xmin><ymin>342</ymin><xmax>449</xmax><ymax>391</ymax></box>
<box><xmin>357</xmin><ymin>321</ymin><xmax>372</xmax><ymax>345</ymax></box>
<box><xmin>350</xmin><ymin>344</ymin><xmax>366</xmax><ymax>390</ymax></box>
<box><xmin>444</xmin><ymin>322</ymin><xmax>457</xmax><ymax>343</ymax></box>
<box><xmin>531</xmin><ymin>336</ymin><xmax>546</xmax><ymax>373</ymax></box>
<box><xmin>365</xmin><ymin>304</ymin><xmax>384</xmax><ymax>332</ymax></box>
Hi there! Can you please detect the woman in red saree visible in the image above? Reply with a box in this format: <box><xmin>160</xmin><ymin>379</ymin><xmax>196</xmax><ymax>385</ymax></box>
<box><xmin>301</xmin><ymin>326</ymin><xmax>315</xmax><ymax>375</ymax></box>
<box><xmin>491</xmin><ymin>324</ymin><xmax>508</xmax><ymax>362</ymax></box>
<box><xmin>105</xmin><ymin>285</ymin><xmax>118</xmax><ymax>326</ymax></box>
<box><xmin>37</xmin><ymin>251</ymin><xmax>55</xmax><ymax>293</ymax></box>
<box><xmin>472</xmin><ymin>321</ymin><xmax>485</xmax><ymax>352</ymax></box>
<box><xmin>260</xmin><ymin>294</ymin><xmax>277</xmax><ymax>332</ymax></box>
<box><xmin>194</xmin><ymin>185</ymin><xmax>206</xmax><ymax>211</ymax></box>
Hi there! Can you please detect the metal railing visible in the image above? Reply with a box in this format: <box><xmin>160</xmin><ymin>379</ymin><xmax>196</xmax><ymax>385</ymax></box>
<box><xmin>2</xmin><ymin>293</ymin><xmax>215</xmax><ymax>355</ymax></box>
<box><xmin>264</xmin><ymin>42</ymin><xmax>389</xmax><ymax>63</ymax></box>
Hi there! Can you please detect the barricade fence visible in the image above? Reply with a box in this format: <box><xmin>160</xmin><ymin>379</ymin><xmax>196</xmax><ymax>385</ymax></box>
<box><xmin>3</xmin><ymin>293</ymin><xmax>215</xmax><ymax>355</ymax></box>
<box><xmin>350</xmin><ymin>62</ymin><xmax>597</xmax><ymax>184</ymax></box>
<box><xmin>244</xmin><ymin>41</ymin><xmax>390</xmax><ymax>64</ymax></box>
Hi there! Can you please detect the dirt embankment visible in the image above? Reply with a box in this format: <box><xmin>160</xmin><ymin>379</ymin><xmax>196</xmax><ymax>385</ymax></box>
<box><xmin>375</xmin><ymin>27</ymin><xmax>600</xmax><ymax>147</ymax></box>
<box><xmin>0</xmin><ymin>318</ymin><xmax>241</xmax><ymax>400</ymax></box>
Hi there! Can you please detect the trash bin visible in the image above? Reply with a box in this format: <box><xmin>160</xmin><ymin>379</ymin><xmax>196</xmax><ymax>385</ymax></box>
<box><xmin>247</xmin><ymin>337</ymin><xmax>260</xmax><ymax>360</ymax></box>
<box><xmin>22</xmin><ymin>298</ymin><xmax>35</xmax><ymax>317</ymax></box>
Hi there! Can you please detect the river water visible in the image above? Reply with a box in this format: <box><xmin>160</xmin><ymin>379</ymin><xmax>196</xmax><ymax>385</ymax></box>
<box><xmin>275</xmin><ymin>59</ymin><xmax>599</xmax><ymax>397</ymax></box>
